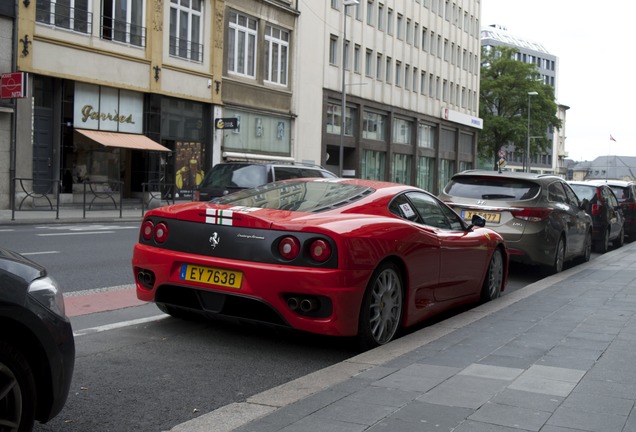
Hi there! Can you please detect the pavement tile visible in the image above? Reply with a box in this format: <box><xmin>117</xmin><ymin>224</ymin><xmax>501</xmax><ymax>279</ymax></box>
<box><xmin>507</xmin><ymin>365</ymin><xmax>585</xmax><ymax>397</ymax></box>
<box><xmin>344</xmin><ymin>385</ymin><xmax>418</xmax><ymax>408</ymax></box>
<box><xmin>572</xmin><ymin>378</ymin><xmax>636</xmax><ymax>400</ymax></box>
<box><xmin>468</xmin><ymin>401</ymin><xmax>550</xmax><ymax>431</ymax></box>
<box><xmin>453</xmin><ymin>420</ymin><xmax>532</xmax><ymax>432</ymax></box>
<box><xmin>536</xmin><ymin>354</ymin><xmax>597</xmax><ymax>370</ymax></box>
<box><xmin>277</xmin><ymin>415</ymin><xmax>368</xmax><ymax>432</ymax></box>
<box><xmin>559</xmin><ymin>391</ymin><xmax>634</xmax><ymax>416</ymax></box>
<box><xmin>458</xmin><ymin>363</ymin><xmax>524</xmax><ymax>381</ymax></box>
<box><xmin>372</xmin><ymin>363</ymin><xmax>459</xmax><ymax>393</ymax></box>
<box><xmin>312</xmin><ymin>398</ymin><xmax>397</xmax><ymax>426</ymax></box>
<box><xmin>366</xmin><ymin>400</ymin><xmax>473</xmax><ymax>432</ymax></box>
<box><xmin>490</xmin><ymin>388</ymin><xmax>563</xmax><ymax>413</ymax></box>
<box><xmin>546</xmin><ymin>406</ymin><xmax>628</xmax><ymax>432</ymax></box>
<box><xmin>477</xmin><ymin>354</ymin><xmax>538</xmax><ymax>370</ymax></box>
<box><xmin>417</xmin><ymin>375</ymin><xmax>510</xmax><ymax>409</ymax></box>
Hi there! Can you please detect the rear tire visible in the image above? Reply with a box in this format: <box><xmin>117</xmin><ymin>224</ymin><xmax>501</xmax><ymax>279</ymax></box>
<box><xmin>0</xmin><ymin>341</ymin><xmax>37</xmax><ymax>432</ymax></box>
<box><xmin>357</xmin><ymin>262</ymin><xmax>403</xmax><ymax>350</ymax></box>
<box><xmin>546</xmin><ymin>237</ymin><xmax>565</xmax><ymax>275</ymax></box>
<box><xmin>481</xmin><ymin>248</ymin><xmax>504</xmax><ymax>302</ymax></box>
<box><xmin>575</xmin><ymin>230</ymin><xmax>592</xmax><ymax>264</ymax></box>
<box><xmin>614</xmin><ymin>228</ymin><xmax>625</xmax><ymax>249</ymax></box>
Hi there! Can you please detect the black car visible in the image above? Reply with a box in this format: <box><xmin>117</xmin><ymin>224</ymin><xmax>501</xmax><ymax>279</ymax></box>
<box><xmin>0</xmin><ymin>248</ymin><xmax>75</xmax><ymax>431</ymax></box>
<box><xmin>194</xmin><ymin>162</ymin><xmax>338</xmax><ymax>201</ymax></box>
<box><xmin>568</xmin><ymin>181</ymin><xmax>624</xmax><ymax>253</ymax></box>
<box><xmin>588</xmin><ymin>180</ymin><xmax>636</xmax><ymax>242</ymax></box>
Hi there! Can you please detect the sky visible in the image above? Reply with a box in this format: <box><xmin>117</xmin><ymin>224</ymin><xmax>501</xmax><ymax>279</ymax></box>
<box><xmin>480</xmin><ymin>0</ymin><xmax>635</xmax><ymax>162</ymax></box>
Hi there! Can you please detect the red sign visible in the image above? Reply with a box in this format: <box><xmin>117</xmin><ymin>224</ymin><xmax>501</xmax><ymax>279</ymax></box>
<box><xmin>1</xmin><ymin>72</ymin><xmax>28</xmax><ymax>99</ymax></box>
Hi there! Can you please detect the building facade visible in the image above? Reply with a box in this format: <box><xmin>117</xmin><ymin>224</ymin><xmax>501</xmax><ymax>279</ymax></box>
<box><xmin>2</xmin><ymin>0</ymin><xmax>481</xmax><ymax>209</ymax></box>
<box><xmin>481</xmin><ymin>24</ymin><xmax>568</xmax><ymax>176</ymax></box>
<box><xmin>295</xmin><ymin>0</ymin><xmax>483</xmax><ymax>194</ymax></box>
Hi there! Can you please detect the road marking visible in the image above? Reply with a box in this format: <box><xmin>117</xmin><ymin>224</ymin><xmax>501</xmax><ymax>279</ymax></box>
<box><xmin>37</xmin><ymin>231</ymin><xmax>116</xmax><ymax>236</ymax></box>
<box><xmin>20</xmin><ymin>251</ymin><xmax>60</xmax><ymax>256</ymax></box>
<box><xmin>73</xmin><ymin>315</ymin><xmax>168</xmax><ymax>337</ymax></box>
<box><xmin>0</xmin><ymin>229</ymin><xmax>14</xmax><ymax>232</ymax></box>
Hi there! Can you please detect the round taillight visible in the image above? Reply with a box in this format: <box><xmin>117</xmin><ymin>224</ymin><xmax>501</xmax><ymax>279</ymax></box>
<box><xmin>278</xmin><ymin>236</ymin><xmax>300</xmax><ymax>260</ymax></box>
<box><xmin>141</xmin><ymin>220</ymin><xmax>154</xmax><ymax>241</ymax></box>
<box><xmin>154</xmin><ymin>222</ymin><xmax>169</xmax><ymax>243</ymax></box>
<box><xmin>309</xmin><ymin>239</ymin><xmax>332</xmax><ymax>263</ymax></box>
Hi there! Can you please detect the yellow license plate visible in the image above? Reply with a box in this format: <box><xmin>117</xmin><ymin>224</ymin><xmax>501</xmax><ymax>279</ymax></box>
<box><xmin>180</xmin><ymin>264</ymin><xmax>243</xmax><ymax>289</ymax></box>
<box><xmin>462</xmin><ymin>210</ymin><xmax>501</xmax><ymax>223</ymax></box>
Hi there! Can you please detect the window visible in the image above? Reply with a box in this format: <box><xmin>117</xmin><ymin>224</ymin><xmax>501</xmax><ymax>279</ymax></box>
<box><xmin>362</xmin><ymin>111</ymin><xmax>386</xmax><ymax>141</ymax></box>
<box><xmin>101</xmin><ymin>0</ymin><xmax>144</xmax><ymax>46</ymax></box>
<box><xmin>421</xmin><ymin>27</ymin><xmax>427</xmax><ymax>51</ymax></box>
<box><xmin>365</xmin><ymin>49</ymin><xmax>373</xmax><ymax>76</ymax></box>
<box><xmin>386</xmin><ymin>56</ymin><xmax>392</xmax><ymax>82</ymax></box>
<box><xmin>417</xmin><ymin>156</ymin><xmax>434</xmax><ymax>191</ymax></box>
<box><xmin>438</xmin><ymin>159</ymin><xmax>455</xmax><ymax>193</ymax></box>
<box><xmin>264</xmin><ymin>25</ymin><xmax>289</xmax><ymax>85</ymax></box>
<box><xmin>376</xmin><ymin>53</ymin><xmax>383</xmax><ymax>80</ymax></box>
<box><xmin>228</xmin><ymin>11</ymin><xmax>257</xmax><ymax>74</ymax></box>
<box><xmin>361</xmin><ymin>150</ymin><xmax>386</xmax><ymax>180</ymax></box>
<box><xmin>393</xmin><ymin>118</ymin><xmax>412</xmax><ymax>144</ymax></box>
<box><xmin>344</xmin><ymin>39</ymin><xmax>350</xmax><ymax>70</ymax></box>
<box><xmin>367</xmin><ymin>0</ymin><xmax>374</xmax><ymax>25</ymax></box>
<box><xmin>418</xmin><ymin>123</ymin><xmax>435</xmax><ymax>148</ymax></box>
<box><xmin>406</xmin><ymin>18</ymin><xmax>411</xmax><ymax>43</ymax></box>
<box><xmin>387</xmin><ymin>8</ymin><xmax>393</xmax><ymax>34</ymax></box>
<box><xmin>331</xmin><ymin>0</ymin><xmax>338</xmax><ymax>9</ymax></box>
<box><xmin>354</xmin><ymin>44</ymin><xmax>361</xmax><ymax>73</ymax></box>
<box><xmin>396</xmin><ymin>14</ymin><xmax>403</xmax><ymax>39</ymax></box>
<box><xmin>412</xmin><ymin>67</ymin><xmax>418</xmax><ymax>92</ymax></box>
<box><xmin>392</xmin><ymin>154</ymin><xmax>412</xmax><ymax>184</ymax></box>
<box><xmin>404</xmin><ymin>64</ymin><xmax>410</xmax><ymax>90</ymax></box>
<box><xmin>170</xmin><ymin>0</ymin><xmax>203</xmax><ymax>62</ymax></box>
<box><xmin>406</xmin><ymin>192</ymin><xmax>460</xmax><ymax>230</ymax></box>
<box><xmin>420</xmin><ymin>71</ymin><xmax>426</xmax><ymax>95</ymax></box>
<box><xmin>36</xmin><ymin>0</ymin><xmax>91</xmax><ymax>33</ymax></box>
<box><xmin>413</xmin><ymin>23</ymin><xmax>419</xmax><ymax>47</ymax></box>
<box><xmin>329</xmin><ymin>34</ymin><xmax>338</xmax><ymax>65</ymax></box>
<box><xmin>326</xmin><ymin>103</ymin><xmax>356</xmax><ymax>136</ymax></box>
<box><xmin>430</xmin><ymin>31</ymin><xmax>436</xmax><ymax>55</ymax></box>
<box><xmin>395</xmin><ymin>61</ymin><xmax>402</xmax><ymax>87</ymax></box>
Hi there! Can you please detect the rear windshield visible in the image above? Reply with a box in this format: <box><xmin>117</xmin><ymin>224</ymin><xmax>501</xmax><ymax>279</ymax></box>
<box><xmin>212</xmin><ymin>180</ymin><xmax>373</xmax><ymax>212</ymax></box>
<box><xmin>445</xmin><ymin>177</ymin><xmax>541</xmax><ymax>201</ymax></box>
<box><xmin>568</xmin><ymin>184</ymin><xmax>596</xmax><ymax>202</ymax></box>
<box><xmin>608</xmin><ymin>186</ymin><xmax>630</xmax><ymax>202</ymax></box>
<box><xmin>199</xmin><ymin>164</ymin><xmax>268</xmax><ymax>189</ymax></box>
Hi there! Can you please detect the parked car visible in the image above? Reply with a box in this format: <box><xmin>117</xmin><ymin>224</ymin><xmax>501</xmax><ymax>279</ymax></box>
<box><xmin>587</xmin><ymin>180</ymin><xmax>636</xmax><ymax>242</ymax></box>
<box><xmin>567</xmin><ymin>181</ymin><xmax>624</xmax><ymax>253</ymax></box>
<box><xmin>193</xmin><ymin>162</ymin><xmax>338</xmax><ymax>201</ymax></box>
<box><xmin>0</xmin><ymin>248</ymin><xmax>75</xmax><ymax>431</ymax></box>
<box><xmin>133</xmin><ymin>178</ymin><xmax>508</xmax><ymax>349</ymax></box>
<box><xmin>439</xmin><ymin>170</ymin><xmax>592</xmax><ymax>274</ymax></box>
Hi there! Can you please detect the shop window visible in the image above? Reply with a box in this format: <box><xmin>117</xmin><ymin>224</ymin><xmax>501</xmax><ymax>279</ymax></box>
<box><xmin>417</xmin><ymin>156</ymin><xmax>434</xmax><ymax>191</ymax></box>
<box><xmin>393</xmin><ymin>118</ymin><xmax>412</xmax><ymax>144</ymax></box>
<box><xmin>392</xmin><ymin>153</ymin><xmax>411</xmax><ymax>184</ymax></box>
<box><xmin>362</xmin><ymin>111</ymin><xmax>386</xmax><ymax>141</ymax></box>
<box><xmin>361</xmin><ymin>150</ymin><xmax>385</xmax><ymax>180</ymax></box>
<box><xmin>169</xmin><ymin>0</ymin><xmax>203</xmax><ymax>62</ymax></box>
<box><xmin>326</xmin><ymin>103</ymin><xmax>355</xmax><ymax>136</ymax></box>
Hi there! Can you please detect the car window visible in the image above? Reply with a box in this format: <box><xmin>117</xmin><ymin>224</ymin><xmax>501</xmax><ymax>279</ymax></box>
<box><xmin>405</xmin><ymin>192</ymin><xmax>459</xmax><ymax>230</ymax></box>
<box><xmin>389</xmin><ymin>194</ymin><xmax>420</xmax><ymax>222</ymax></box>
<box><xmin>569</xmin><ymin>184</ymin><xmax>595</xmax><ymax>202</ymax></box>
<box><xmin>606</xmin><ymin>188</ymin><xmax>619</xmax><ymax>207</ymax></box>
<box><xmin>609</xmin><ymin>186</ymin><xmax>629</xmax><ymax>202</ymax></box>
<box><xmin>444</xmin><ymin>177</ymin><xmax>540</xmax><ymax>200</ymax></box>
<box><xmin>547</xmin><ymin>182</ymin><xmax>567</xmax><ymax>204</ymax></box>
<box><xmin>201</xmin><ymin>164</ymin><xmax>268</xmax><ymax>188</ymax></box>
<box><xmin>563</xmin><ymin>183</ymin><xmax>581</xmax><ymax>207</ymax></box>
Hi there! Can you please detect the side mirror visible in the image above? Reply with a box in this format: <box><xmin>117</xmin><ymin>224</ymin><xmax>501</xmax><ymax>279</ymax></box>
<box><xmin>579</xmin><ymin>198</ymin><xmax>590</xmax><ymax>212</ymax></box>
<box><xmin>468</xmin><ymin>214</ymin><xmax>486</xmax><ymax>229</ymax></box>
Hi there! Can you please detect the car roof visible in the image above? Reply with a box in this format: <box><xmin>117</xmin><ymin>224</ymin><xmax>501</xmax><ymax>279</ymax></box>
<box><xmin>586</xmin><ymin>179</ymin><xmax>635</xmax><ymax>187</ymax></box>
<box><xmin>452</xmin><ymin>170</ymin><xmax>563</xmax><ymax>181</ymax></box>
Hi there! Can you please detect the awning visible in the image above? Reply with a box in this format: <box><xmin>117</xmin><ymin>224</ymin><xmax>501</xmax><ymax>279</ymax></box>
<box><xmin>74</xmin><ymin>129</ymin><xmax>171</xmax><ymax>152</ymax></box>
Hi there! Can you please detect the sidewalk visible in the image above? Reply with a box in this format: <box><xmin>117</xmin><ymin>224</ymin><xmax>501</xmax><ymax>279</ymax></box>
<box><xmin>0</xmin><ymin>207</ymin><xmax>144</xmax><ymax>225</ymax></box>
<box><xmin>171</xmin><ymin>244</ymin><xmax>636</xmax><ymax>432</ymax></box>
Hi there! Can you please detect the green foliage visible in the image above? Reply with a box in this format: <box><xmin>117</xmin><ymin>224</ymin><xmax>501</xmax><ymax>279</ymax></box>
<box><xmin>479</xmin><ymin>46</ymin><xmax>562</xmax><ymax>170</ymax></box>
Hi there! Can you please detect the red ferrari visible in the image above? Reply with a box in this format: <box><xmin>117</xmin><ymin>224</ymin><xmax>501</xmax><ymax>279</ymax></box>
<box><xmin>132</xmin><ymin>178</ymin><xmax>508</xmax><ymax>348</ymax></box>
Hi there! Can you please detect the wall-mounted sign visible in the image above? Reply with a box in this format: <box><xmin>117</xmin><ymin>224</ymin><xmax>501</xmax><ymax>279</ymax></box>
<box><xmin>0</xmin><ymin>72</ymin><xmax>28</xmax><ymax>99</ymax></box>
<box><xmin>74</xmin><ymin>82</ymin><xmax>143</xmax><ymax>133</ymax></box>
<box><xmin>215</xmin><ymin>117</ymin><xmax>240</xmax><ymax>130</ymax></box>
<box><xmin>442</xmin><ymin>107</ymin><xmax>483</xmax><ymax>130</ymax></box>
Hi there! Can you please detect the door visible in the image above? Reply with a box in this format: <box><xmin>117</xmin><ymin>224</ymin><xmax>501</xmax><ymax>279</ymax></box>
<box><xmin>33</xmin><ymin>107</ymin><xmax>55</xmax><ymax>193</ymax></box>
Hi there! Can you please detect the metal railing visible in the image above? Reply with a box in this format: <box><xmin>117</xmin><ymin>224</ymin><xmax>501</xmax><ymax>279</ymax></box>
<box><xmin>100</xmin><ymin>19</ymin><xmax>146</xmax><ymax>47</ymax></box>
<box><xmin>169</xmin><ymin>36</ymin><xmax>203</xmax><ymax>62</ymax></box>
<box><xmin>82</xmin><ymin>180</ymin><xmax>123</xmax><ymax>218</ymax></box>
<box><xmin>11</xmin><ymin>178</ymin><xmax>60</xmax><ymax>220</ymax></box>
<box><xmin>141</xmin><ymin>181</ymin><xmax>177</xmax><ymax>217</ymax></box>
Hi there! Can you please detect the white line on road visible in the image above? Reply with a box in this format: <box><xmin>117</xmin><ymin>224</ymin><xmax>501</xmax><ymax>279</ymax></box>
<box><xmin>73</xmin><ymin>314</ymin><xmax>168</xmax><ymax>337</ymax></box>
<box><xmin>20</xmin><ymin>251</ymin><xmax>60</xmax><ymax>256</ymax></box>
<box><xmin>0</xmin><ymin>229</ymin><xmax>15</xmax><ymax>232</ymax></box>
<box><xmin>37</xmin><ymin>231</ymin><xmax>116</xmax><ymax>236</ymax></box>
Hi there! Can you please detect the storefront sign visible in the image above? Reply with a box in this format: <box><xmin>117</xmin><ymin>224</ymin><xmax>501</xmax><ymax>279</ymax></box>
<box><xmin>215</xmin><ymin>117</ymin><xmax>240</xmax><ymax>130</ymax></box>
<box><xmin>74</xmin><ymin>82</ymin><xmax>143</xmax><ymax>133</ymax></box>
<box><xmin>0</xmin><ymin>72</ymin><xmax>28</xmax><ymax>99</ymax></box>
<box><xmin>441</xmin><ymin>107</ymin><xmax>483</xmax><ymax>130</ymax></box>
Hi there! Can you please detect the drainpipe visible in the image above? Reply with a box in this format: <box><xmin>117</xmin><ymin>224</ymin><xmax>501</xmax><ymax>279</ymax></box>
<box><xmin>9</xmin><ymin>0</ymin><xmax>18</xmax><ymax>211</ymax></box>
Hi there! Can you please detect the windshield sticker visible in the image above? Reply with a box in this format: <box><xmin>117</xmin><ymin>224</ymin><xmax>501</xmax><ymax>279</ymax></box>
<box><xmin>400</xmin><ymin>203</ymin><xmax>416</xmax><ymax>219</ymax></box>
<box><xmin>229</xmin><ymin>206</ymin><xmax>262</xmax><ymax>213</ymax></box>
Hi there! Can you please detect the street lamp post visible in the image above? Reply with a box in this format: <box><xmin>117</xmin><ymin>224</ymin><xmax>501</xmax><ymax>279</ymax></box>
<box><xmin>526</xmin><ymin>91</ymin><xmax>538</xmax><ymax>173</ymax></box>
<box><xmin>339</xmin><ymin>0</ymin><xmax>359</xmax><ymax>177</ymax></box>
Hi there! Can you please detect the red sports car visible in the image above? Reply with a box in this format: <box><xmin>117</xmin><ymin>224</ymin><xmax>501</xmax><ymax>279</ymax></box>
<box><xmin>132</xmin><ymin>178</ymin><xmax>508</xmax><ymax>348</ymax></box>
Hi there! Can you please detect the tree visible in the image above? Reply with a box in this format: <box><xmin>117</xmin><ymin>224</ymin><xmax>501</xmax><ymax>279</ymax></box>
<box><xmin>479</xmin><ymin>46</ymin><xmax>561</xmax><ymax>170</ymax></box>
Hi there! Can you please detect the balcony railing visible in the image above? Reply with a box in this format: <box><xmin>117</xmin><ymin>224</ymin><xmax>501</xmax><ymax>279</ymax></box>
<box><xmin>36</xmin><ymin>0</ymin><xmax>92</xmax><ymax>34</ymax></box>
<box><xmin>101</xmin><ymin>19</ymin><xmax>146</xmax><ymax>47</ymax></box>
<box><xmin>169</xmin><ymin>37</ymin><xmax>203</xmax><ymax>63</ymax></box>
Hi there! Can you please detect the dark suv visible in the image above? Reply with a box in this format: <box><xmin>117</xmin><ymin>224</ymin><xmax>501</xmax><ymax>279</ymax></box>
<box><xmin>0</xmin><ymin>248</ymin><xmax>75</xmax><ymax>431</ymax></box>
<box><xmin>568</xmin><ymin>181</ymin><xmax>624</xmax><ymax>253</ymax></box>
<box><xmin>194</xmin><ymin>162</ymin><xmax>338</xmax><ymax>202</ymax></box>
<box><xmin>588</xmin><ymin>180</ymin><xmax>636</xmax><ymax>242</ymax></box>
<box><xmin>439</xmin><ymin>170</ymin><xmax>592</xmax><ymax>274</ymax></box>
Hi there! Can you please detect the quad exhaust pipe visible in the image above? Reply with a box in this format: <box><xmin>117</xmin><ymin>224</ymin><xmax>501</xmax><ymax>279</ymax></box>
<box><xmin>137</xmin><ymin>270</ymin><xmax>156</xmax><ymax>288</ymax></box>
<box><xmin>286</xmin><ymin>296</ymin><xmax>319</xmax><ymax>314</ymax></box>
